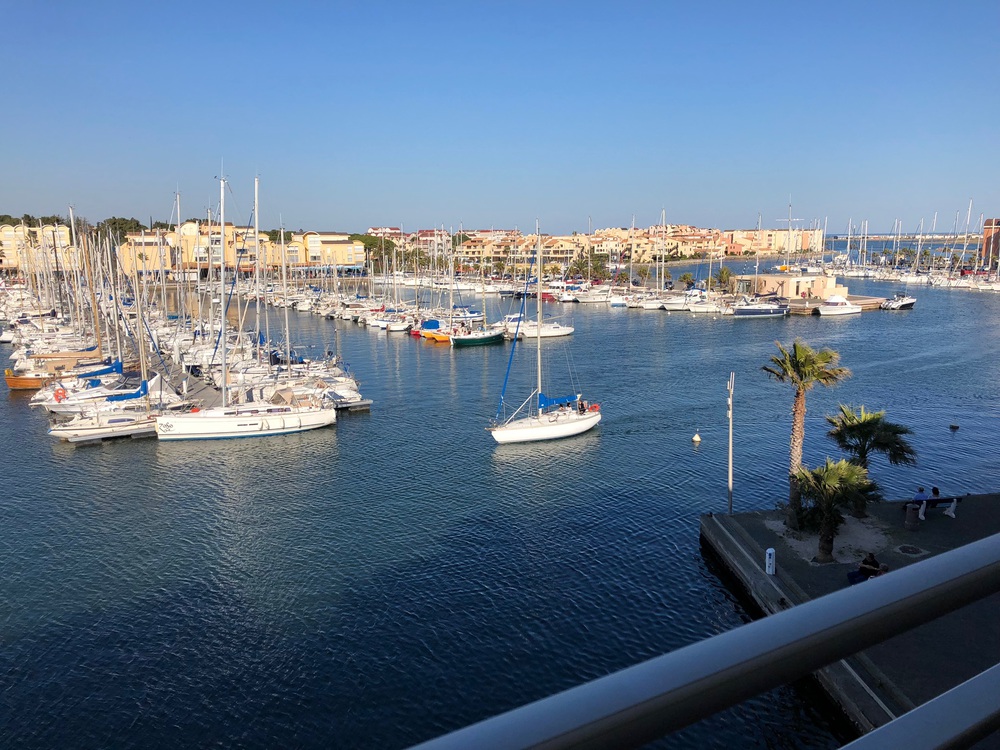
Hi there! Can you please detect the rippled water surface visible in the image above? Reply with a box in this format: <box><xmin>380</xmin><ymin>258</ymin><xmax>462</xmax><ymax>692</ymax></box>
<box><xmin>3</xmin><ymin>272</ymin><xmax>997</xmax><ymax>748</ymax></box>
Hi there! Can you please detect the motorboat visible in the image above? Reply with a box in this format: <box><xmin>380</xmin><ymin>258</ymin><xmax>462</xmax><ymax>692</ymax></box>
<box><xmin>817</xmin><ymin>295</ymin><xmax>862</xmax><ymax>316</ymax></box>
<box><xmin>880</xmin><ymin>293</ymin><xmax>916</xmax><ymax>311</ymax></box>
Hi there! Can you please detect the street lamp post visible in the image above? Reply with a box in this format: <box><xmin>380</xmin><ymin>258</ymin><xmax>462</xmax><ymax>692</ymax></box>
<box><xmin>727</xmin><ymin>372</ymin><xmax>735</xmax><ymax>515</ymax></box>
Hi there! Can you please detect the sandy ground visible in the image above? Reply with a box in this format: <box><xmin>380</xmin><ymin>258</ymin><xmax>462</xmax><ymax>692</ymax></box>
<box><xmin>764</xmin><ymin>514</ymin><xmax>891</xmax><ymax>565</ymax></box>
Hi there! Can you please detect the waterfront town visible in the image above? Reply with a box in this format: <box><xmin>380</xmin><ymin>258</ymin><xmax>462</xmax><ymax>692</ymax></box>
<box><xmin>2</xmin><ymin>214</ymin><xmax>997</xmax><ymax>281</ymax></box>
<box><xmin>1</xmin><ymin>217</ymin><xmax>826</xmax><ymax>278</ymax></box>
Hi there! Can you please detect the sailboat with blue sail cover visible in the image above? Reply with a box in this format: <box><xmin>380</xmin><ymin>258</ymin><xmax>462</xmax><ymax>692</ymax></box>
<box><xmin>489</xmin><ymin>225</ymin><xmax>601</xmax><ymax>444</ymax></box>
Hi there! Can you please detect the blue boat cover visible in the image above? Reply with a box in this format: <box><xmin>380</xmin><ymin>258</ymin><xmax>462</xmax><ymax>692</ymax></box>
<box><xmin>538</xmin><ymin>392</ymin><xmax>581</xmax><ymax>410</ymax></box>
<box><xmin>106</xmin><ymin>380</ymin><xmax>148</xmax><ymax>402</ymax></box>
<box><xmin>77</xmin><ymin>360</ymin><xmax>124</xmax><ymax>379</ymax></box>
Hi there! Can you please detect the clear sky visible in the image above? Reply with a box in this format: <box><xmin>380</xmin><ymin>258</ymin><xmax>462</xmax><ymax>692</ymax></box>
<box><xmin>4</xmin><ymin>1</ymin><xmax>998</xmax><ymax>236</ymax></box>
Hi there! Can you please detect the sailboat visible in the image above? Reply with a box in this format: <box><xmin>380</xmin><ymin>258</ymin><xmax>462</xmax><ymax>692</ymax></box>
<box><xmin>489</xmin><ymin>226</ymin><xmax>601</xmax><ymax>444</ymax></box>
<box><xmin>451</xmin><ymin>256</ymin><xmax>504</xmax><ymax>346</ymax></box>
<box><xmin>732</xmin><ymin>214</ymin><xmax>789</xmax><ymax>318</ymax></box>
<box><xmin>155</xmin><ymin>177</ymin><xmax>337</xmax><ymax>441</ymax></box>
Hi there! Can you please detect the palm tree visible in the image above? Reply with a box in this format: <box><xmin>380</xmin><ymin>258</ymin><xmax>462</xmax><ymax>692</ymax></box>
<box><xmin>762</xmin><ymin>340</ymin><xmax>852</xmax><ymax>528</ymax></box>
<box><xmin>795</xmin><ymin>459</ymin><xmax>880</xmax><ymax>563</ymax></box>
<box><xmin>678</xmin><ymin>272</ymin><xmax>695</xmax><ymax>289</ymax></box>
<box><xmin>826</xmin><ymin>404</ymin><xmax>917</xmax><ymax>470</ymax></box>
<box><xmin>825</xmin><ymin>404</ymin><xmax>916</xmax><ymax>517</ymax></box>
<box><xmin>713</xmin><ymin>265</ymin><xmax>734</xmax><ymax>293</ymax></box>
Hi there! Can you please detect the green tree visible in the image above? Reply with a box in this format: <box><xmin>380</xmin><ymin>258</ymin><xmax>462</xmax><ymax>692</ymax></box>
<box><xmin>96</xmin><ymin>217</ymin><xmax>145</xmax><ymax>238</ymax></box>
<box><xmin>762</xmin><ymin>340</ymin><xmax>852</xmax><ymax>528</ymax></box>
<box><xmin>825</xmin><ymin>404</ymin><xmax>916</xmax><ymax>516</ymax></box>
<box><xmin>678</xmin><ymin>272</ymin><xmax>695</xmax><ymax>289</ymax></box>
<box><xmin>636</xmin><ymin>266</ymin><xmax>651</xmax><ymax>285</ymax></box>
<box><xmin>349</xmin><ymin>233</ymin><xmax>395</xmax><ymax>255</ymax></box>
<box><xmin>267</xmin><ymin>229</ymin><xmax>293</xmax><ymax>244</ymax></box>
<box><xmin>795</xmin><ymin>459</ymin><xmax>880</xmax><ymax>563</ymax></box>
<box><xmin>452</xmin><ymin>233</ymin><xmax>471</xmax><ymax>248</ymax></box>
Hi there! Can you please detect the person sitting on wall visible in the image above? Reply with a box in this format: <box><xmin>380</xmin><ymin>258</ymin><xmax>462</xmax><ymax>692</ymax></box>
<box><xmin>847</xmin><ymin>552</ymin><xmax>881</xmax><ymax>585</ymax></box>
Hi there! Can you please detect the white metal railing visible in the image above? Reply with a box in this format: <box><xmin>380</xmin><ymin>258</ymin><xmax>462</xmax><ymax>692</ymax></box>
<box><xmin>411</xmin><ymin>533</ymin><xmax>1000</xmax><ymax>750</ymax></box>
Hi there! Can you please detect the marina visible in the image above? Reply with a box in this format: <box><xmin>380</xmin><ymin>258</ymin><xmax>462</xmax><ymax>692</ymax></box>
<box><xmin>5</xmin><ymin>0</ymin><xmax>998</xmax><ymax>744</ymax></box>
<box><xmin>3</xmin><ymin>265</ymin><xmax>1000</xmax><ymax>748</ymax></box>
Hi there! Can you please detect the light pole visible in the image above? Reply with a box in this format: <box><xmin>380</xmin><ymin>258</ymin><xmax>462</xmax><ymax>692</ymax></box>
<box><xmin>727</xmin><ymin>372</ymin><xmax>735</xmax><ymax>515</ymax></box>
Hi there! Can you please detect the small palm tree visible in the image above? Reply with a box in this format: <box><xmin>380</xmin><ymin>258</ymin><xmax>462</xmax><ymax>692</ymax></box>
<box><xmin>678</xmin><ymin>272</ymin><xmax>695</xmax><ymax>289</ymax></box>
<box><xmin>825</xmin><ymin>404</ymin><xmax>916</xmax><ymax>518</ymax></box>
<box><xmin>826</xmin><ymin>404</ymin><xmax>917</xmax><ymax>471</ymax></box>
<box><xmin>713</xmin><ymin>265</ymin><xmax>734</xmax><ymax>292</ymax></box>
<box><xmin>795</xmin><ymin>459</ymin><xmax>881</xmax><ymax>563</ymax></box>
<box><xmin>762</xmin><ymin>340</ymin><xmax>852</xmax><ymax>528</ymax></box>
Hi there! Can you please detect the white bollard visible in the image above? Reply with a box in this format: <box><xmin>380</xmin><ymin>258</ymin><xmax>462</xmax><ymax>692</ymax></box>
<box><xmin>765</xmin><ymin>548</ymin><xmax>776</xmax><ymax>575</ymax></box>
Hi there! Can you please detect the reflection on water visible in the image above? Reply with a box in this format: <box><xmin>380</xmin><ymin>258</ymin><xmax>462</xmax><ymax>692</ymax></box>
<box><xmin>3</xmin><ymin>272</ymin><xmax>997</xmax><ymax>748</ymax></box>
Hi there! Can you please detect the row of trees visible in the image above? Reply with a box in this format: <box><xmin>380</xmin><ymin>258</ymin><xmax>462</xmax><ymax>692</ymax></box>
<box><xmin>763</xmin><ymin>340</ymin><xmax>916</xmax><ymax>562</ymax></box>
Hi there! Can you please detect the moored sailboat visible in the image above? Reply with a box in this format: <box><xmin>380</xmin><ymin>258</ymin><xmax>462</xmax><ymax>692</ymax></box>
<box><xmin>489</xmin><ymin>226</ymin><xmax>601</xmax><ymax>444</ymax></box>
<box><xmin>154</xmin><ymin>177</ymin><xmax>338</xmax><ymax>440</ymax></box>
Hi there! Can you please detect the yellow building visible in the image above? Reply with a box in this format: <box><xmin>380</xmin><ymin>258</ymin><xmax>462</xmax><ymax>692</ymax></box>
<box><xmin>0</xmin><ymin>222</ymin><xmax>76</xmax><ymax>275</ymax></box>
<box><xmin>286</xmin><ymin>231</ymin><xmax>366</xmax><ymax>274</ymax></box>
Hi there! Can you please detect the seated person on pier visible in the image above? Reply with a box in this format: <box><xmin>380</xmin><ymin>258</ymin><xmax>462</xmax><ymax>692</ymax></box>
<box><xmin>847</xmin><ymin>552</ymin><xmax>881</xmax><ymax>585</ymax></box>
<box><xmin>918</xmin><ymin>486</ymin><xmax>958</xmax><ymax>520</ymax></box>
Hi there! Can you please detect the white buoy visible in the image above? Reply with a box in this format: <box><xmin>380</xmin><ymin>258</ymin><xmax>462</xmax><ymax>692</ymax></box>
<box><xmin>692</xmin><ymin>432</ymin><xmax>701</xmax><ymax>443</ymax></box>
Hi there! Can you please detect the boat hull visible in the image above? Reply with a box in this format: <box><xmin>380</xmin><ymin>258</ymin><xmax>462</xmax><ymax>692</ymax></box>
<box><xmin>816</xmin><ymin>305</ymin><xmax>861</xmax><ymax>316</ymax></box>
<box><xmin>490</xmin><ymin>409</ymin><xmax>601</xmax><ymax>444</ymax></box>
<box><xmin>155</xmin><ymin>406</ymin><xmax>336</xmax><ymax>440</ymax></box>
<box><xmin>451</xmin><ymin>331</ymin><xmax>504</xmax><ymax>347</ymax></box>
<box><xmin>732</xmin><ymin>305</ymin><xmax>789</xmax><ymax>317</ymax></box>
<box><xmin>49</xmin><ymin>416</ymin><xmax>157</xmax><ymax>443</ymax></box>
<box><xmin>4</xmin><ymin>369</ymin><xmax>55</xmax><ymax>390</ymax></box>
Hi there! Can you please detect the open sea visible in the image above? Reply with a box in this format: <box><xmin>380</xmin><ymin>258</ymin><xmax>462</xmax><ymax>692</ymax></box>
<box><xmin>3</xmin><ymin>263</ymin><xmax>998</xmax><ymax>749</ymax></box>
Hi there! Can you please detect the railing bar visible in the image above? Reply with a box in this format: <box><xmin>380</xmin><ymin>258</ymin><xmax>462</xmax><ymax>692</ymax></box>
<box><xmin>840</xmin><ymin>661</ymin><xmax>1000</xmax><ymax>750</ymax></box>
<box><xmin>411</xmin><ymin>533</ymin><xmax>1000</xmax><ymax>750</ymax></box>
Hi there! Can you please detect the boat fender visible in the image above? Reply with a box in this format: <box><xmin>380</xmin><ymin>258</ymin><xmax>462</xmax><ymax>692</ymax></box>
<box><xmin>54</xmin><ymin>387</ymin><xmax>68</xmax><ymax>403</ymax></box>
<box><xmin>190</xmin><ymin>407</ymin><xmax>200</xmax><ymax>413</ymax></box>
<box><xmin>588</xmin><ymin>403</ymin><xmax>600</xmax><ymax>412</ymax></box>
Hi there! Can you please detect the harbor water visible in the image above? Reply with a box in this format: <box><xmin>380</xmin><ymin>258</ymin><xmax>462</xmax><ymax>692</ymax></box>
<box><xmin>3</xmin><ymin>272</ymin><xmax>998</xmax><ymax>748</ymax></box>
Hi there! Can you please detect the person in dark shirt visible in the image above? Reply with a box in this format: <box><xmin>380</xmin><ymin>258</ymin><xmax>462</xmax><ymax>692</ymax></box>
<box><xmin>847</xmin><ymin>552</ymin><xmax>881</xmax><ymax>584</ymax></box>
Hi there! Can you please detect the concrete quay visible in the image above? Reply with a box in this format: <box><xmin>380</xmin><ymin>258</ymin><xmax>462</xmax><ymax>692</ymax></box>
<box><xmin>700</xmin><ymin>494</ymin><xmax>1000</xmax><ymax>745</ymax></box>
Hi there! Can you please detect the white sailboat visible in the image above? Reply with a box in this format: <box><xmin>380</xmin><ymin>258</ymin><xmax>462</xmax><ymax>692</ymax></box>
<box><xmin>489</xmin><ymin>226</ymin><xmax>601</xmax><ymax>444</ymax></box>
<box><xmin>155</xmin><ymin>177</ymin><xmax>337</xmax><ymax>441</ymax></box>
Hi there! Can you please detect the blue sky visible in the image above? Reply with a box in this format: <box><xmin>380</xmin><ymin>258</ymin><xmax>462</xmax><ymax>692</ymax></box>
<box><xmin>4</xmin><ymin>1</ymin><xmax>998</xmax><ymax>235</ymax></box>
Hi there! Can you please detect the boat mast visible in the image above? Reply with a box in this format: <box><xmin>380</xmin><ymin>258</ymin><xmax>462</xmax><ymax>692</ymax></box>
<box><xmin>280</xmin><ymin>215</ymin><xmax>292</xmax><ymax>369</ymax></box>
<box><xmin>536</xmin><ymin>221</ymin><xmax>542</xmax><ymax>407</ymax></box>
<box><xmin>957</xmin><ymin>200</ymin><xmax>973</xmax><ymax>271</ymax></box>
<box><xmin>219</xmin><ymin>176</ymin><xmax>228</xmax><ymax>408</ymax></box>
<box><xmin>753</xmin><ymin>213</ymin><xmax>762</xmax><ymax>294</ymax></box>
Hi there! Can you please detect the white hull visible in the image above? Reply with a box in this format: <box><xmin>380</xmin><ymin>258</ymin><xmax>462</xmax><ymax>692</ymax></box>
<box><xmin>49</xmin><ymin>414</ymin><xmax>158</xmax><ymax>442</ymax></box>
<box><xmin>155</xmin><ymin>405</ymin><xmax>336</xmax><ymax>440</ymax></box>
<box><xmin>491</xmin><ymin>409</ymin><xmax>601</xmax><ymax>444</ymax></box>
<box><xmin>517</xmin><ymin>322</ymin><xmax>574</xmax><ymax>338</ymax></box>
<box><xmin>817</xmin><ymin>304</ymin><xmax>861</xmax><ymax>315</ymax></box>
<box><xmin>817</xmin><ymin>295</ymin><xmax>862</xmax><ymax>316</ymax></box>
